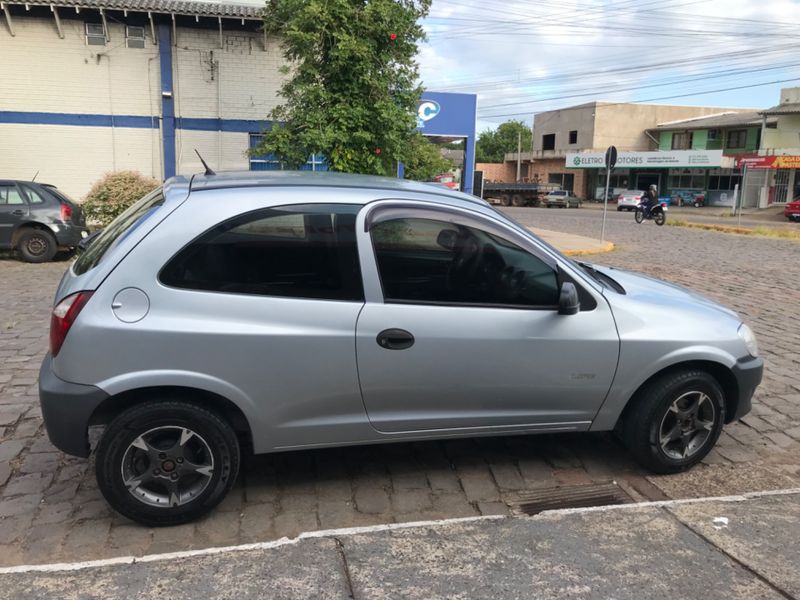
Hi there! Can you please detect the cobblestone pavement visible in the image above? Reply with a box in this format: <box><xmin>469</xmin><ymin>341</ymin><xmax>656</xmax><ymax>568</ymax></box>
<box><xmin>1</xmin><ymin>209</ymin><xmax>799</xmax><ymax>567</ymax></box>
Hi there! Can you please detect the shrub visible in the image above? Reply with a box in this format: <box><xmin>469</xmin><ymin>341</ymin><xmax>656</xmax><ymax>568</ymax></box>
<box><xmin>82</xmin><ymin>171</ymin><xmax>160</xmax><ymax>226</ymax></box>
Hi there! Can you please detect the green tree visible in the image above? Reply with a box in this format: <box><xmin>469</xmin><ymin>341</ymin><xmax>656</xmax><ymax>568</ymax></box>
<box><xmin>403</xmin><ymin>133</ymin><xmax>452</xmax><ymax>181</ymax></box>
<box><xmin>252</xmin><ymin>0</ymin><xmax>432</xmax><ymax>175</ymax></box>
<box><xmin>476</xmin><ymin>120</ymin><xmax>532</xmax><ymax>163</ymax></box>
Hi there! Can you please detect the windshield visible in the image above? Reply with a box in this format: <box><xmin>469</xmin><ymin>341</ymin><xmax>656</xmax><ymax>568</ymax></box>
<box><xmin>73</xmin><ymin>188</ymin><xmax>165</xmax><ymax>275</ymax></box>
<box><xmin>44</xmin><ymin>185</ymin><xmax>78</xmax><ymax>204</ymax></box>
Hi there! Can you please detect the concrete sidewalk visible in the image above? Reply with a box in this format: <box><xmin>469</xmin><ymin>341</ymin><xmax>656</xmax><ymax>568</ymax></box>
<box><xmin>530</xmin><ymin>227</ymin><xmax>615</xmax><ymax>256</ymax></box>
<box><xmin>3</xmin><ymin>490</ymin><xmax>797</xmax><ymax>599</ymax></box>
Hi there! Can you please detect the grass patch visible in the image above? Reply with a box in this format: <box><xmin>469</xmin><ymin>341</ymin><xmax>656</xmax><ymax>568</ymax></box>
<box><xmin>668</xmin><ymin>219</ymin><xmax>800</xmax><ymax>241</ymax></box>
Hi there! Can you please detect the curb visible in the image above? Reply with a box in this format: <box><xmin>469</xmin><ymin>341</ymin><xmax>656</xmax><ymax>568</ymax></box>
<box><xmin>563</xmin><ymin>241</ymin><xmax>616</xmax><ymax>257</ymax></box>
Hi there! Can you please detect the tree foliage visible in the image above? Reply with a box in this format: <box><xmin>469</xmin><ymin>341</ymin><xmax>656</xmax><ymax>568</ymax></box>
<box><xmin>403</xmin><ymin>133</ymin><xmax>452</xmax><ymax>181</ymax></box>
<box><xmin>476</xmin><ymin>120</ymin><xmax>532</xmax><ymax>163</ymax></box>
<box><xmin>82</xmin><ymin>171</ymin><xmax>160</xmax><ymax>226</ymax></box>
<box><xmin>253</xmin><ymin>0</ymin><xmax>432</xmax><ymax>175</ymax></box>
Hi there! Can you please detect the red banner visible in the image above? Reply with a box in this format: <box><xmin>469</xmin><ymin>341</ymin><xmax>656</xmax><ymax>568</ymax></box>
<box><xmin>735</xmin><ymin>155</ymin><xmax>800</xmax><ymax>169</ymax></box>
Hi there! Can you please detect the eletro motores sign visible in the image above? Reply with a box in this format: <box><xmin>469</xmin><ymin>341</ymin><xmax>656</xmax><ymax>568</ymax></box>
<box><xmin>566</xmin><ymin>150</ymin><xmax>724</xmax><ymax>169</ymax></box>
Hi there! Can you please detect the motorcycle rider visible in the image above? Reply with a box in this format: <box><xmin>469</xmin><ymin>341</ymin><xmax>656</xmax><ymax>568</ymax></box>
<box><xmin>642</xmin><ymin>184</ymin><xmax>658</xmax><ymax>217</ymax></box>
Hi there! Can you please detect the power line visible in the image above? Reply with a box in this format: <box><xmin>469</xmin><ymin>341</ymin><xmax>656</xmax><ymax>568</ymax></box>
<box><xmin>477</xmin><ymin>76</ymin><xmax>800</xmax><ymax>119</ymax></box>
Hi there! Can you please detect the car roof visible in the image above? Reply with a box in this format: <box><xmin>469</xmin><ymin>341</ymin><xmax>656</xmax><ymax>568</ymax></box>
<box><xmin>0</xmin><ymin>180</ymin><xmax>53</xmax><ymax>187</ymax></box>
<box><xmin>175</xmin><ymin>170</ymin><xmax>490</xmax><ymax>207</ymax></box>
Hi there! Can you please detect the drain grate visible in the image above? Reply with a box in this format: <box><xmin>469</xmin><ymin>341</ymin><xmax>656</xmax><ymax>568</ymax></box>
<box><xmin>512</xmin><ymin>481</ymin><xmax>632</xmax><ymax>516</ymax></box>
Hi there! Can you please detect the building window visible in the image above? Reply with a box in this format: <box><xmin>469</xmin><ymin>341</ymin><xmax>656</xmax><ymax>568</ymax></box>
<box><xmin>671</xmin><ymin>131</ymin><xmax>693</xmax><ymax>150</ymax></box>
<box><xmin>707</xmin><ymin>129</ymin><xmax>720</xmax><ymax>141</ymax></box>
<box><xmin>249</xmin><ymin>134</ymin><xmax>328</xmax><ymax>171</ymax></box>
<box><xmin>85</xmin><ymin>23</ymin><xmax>106</xmax><ymax>46</ymax></box>
<box><xmin>126</xmin><ymin>26</ymin><xmax>146</xmax><ymax>48</ymax></box>
<box><xmin>568</xmin><ymin>130</ymin><xmax>577</xmax><ymax>144</ymax></box>
<box><xmin>669</xmin><ymin>174</ymin><xmax>705</xmax><ymax>189</ymax></box>
<box><xmin>542</xmin><ymin>134</ymin><xmax>555</xmax><ymax>151</ymax></box>
<box><xmin>726</xmin><ymin>129</ymin><xmax>747</xmax><ymax>149</ymax></box>
<box><xmin>548</xmin><ymin>172</ymin><xmax>574</xmax><ymax>191</ymax></box>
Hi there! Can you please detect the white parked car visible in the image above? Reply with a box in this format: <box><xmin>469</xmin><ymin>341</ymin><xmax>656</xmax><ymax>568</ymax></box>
<box><xmin>617</xmin><ymin>190</ymin><xmax>644</xmax><ymax>211</ymax></box>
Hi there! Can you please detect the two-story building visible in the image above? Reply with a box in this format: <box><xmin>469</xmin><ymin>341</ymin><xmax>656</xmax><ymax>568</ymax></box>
<box><xmin>500</xmin><ymin>101</ymin><xmax>747</xmax><ymax>198</ymax></box>
<box><xmin>649</xmin><ymin>111</ymin><xmax>773</xmax><ymax>207</ymax></box>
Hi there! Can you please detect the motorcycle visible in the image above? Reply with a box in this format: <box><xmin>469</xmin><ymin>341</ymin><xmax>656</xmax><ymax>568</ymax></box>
<box><xmin>634</xmin><ymin>202</ymin><xmax>667</xmax><ymax>226</ymax></box>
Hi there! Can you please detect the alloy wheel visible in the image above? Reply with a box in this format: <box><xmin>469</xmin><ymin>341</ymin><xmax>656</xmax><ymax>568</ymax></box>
<box><xmin>121</xmin><ymin>425</ymin><xmax>215</xmax><ymax>508</ymax></box>
<box><xmin>658</xmin><ymin>391</ymin><xmax>716</xmax><ymax>460</ymax></box>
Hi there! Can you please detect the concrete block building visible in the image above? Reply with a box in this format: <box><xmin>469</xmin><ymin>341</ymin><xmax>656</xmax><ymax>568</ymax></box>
<box><xmin>0</xmin><ymin>0</ymin><xmax>285</xmax><ymax>198</ymax></box>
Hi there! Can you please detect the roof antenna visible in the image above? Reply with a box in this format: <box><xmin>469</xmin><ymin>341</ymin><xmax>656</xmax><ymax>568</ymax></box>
<box><xmin>194</xmin><ymin>149</ymin><xmax>216</xmax><ymax>176</ymax></box>
<box><xmin>31</xmin><ymin>170</ymin><xmax>39</xmax><ymax>182</ymax></box>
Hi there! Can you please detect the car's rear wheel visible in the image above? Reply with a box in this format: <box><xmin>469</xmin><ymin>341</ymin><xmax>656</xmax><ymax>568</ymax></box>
<box><xmin>95</xmin><ymin>400</ymin><xmax>240</xmax><ymax>526</ymax></box>
<box><xmin>621</xmin><ymin>370</ymin><xmax>725</xmax><ymax>473</ymax></box>
<box><xmin>17</xmin><ymin>229</ymin><xmax>57</xmax><ymax>263</ymax></box>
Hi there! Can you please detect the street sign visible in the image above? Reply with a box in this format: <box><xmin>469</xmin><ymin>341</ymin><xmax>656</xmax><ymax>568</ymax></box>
<box><xmin>605</xmin><ymin>146</ymin><xmax>618</xmax><ymax>170</ymax></box>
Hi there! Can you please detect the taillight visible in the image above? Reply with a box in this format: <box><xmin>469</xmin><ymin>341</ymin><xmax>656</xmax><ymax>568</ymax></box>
<box><xmin>50</xmin><ymin>291</ymin><xmax>93</xmax><ymax>356</ymax></box>
<box><xmin>60</xmin><ymin>203</ymin><xmax>73</xmax><ymax>222</ymax></box>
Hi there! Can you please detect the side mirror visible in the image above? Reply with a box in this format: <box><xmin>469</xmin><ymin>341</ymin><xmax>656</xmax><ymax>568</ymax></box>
<box><xmin>558</xmin><ymin>281</ymin><xmax>580</xmax><ymax>315</ymax></box>
<box><xmin>436</xmin><ymin>229</ymin><xmax>458</xmax><ymax>251</ymax></box>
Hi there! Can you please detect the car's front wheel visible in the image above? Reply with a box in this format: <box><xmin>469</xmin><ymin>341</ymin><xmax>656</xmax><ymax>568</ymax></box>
<box><xmin>95</xmin><ymin>400</ymin><xmax>240</xmax><ymax>526</ymax></box>
<box><xmin>621</xmin><ymin>370</ymin><xmax>725</xmax><ymax>473</ymax></box>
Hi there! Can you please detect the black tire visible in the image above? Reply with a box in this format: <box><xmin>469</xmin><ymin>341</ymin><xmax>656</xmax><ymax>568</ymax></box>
<box><xmin>634</xmin><ymin>208</ymin><xmax>644</xmax><ymax>223</ymax></box>
<box><xmin>16</xmin><ymin>228</ymin><xmax>57</xmax><ymax>263</ymax></box>
<box><xmin>511</xmin><ymin>194</ymin><xmax>524</xmax><ymax>207</ymax></box>
<box><xmin>617</xmin><ymin>207</ymin><xmax>623</xmax><ymax>212</ymax></box>
<box><xmin>621</xmin><ymin>370</ymin><xmax>725</xmax><ymax>474</ymax></box>
<box><xmin>95</xmin><ymin>400</ymin><xmax>240</xmax><ymax>526</ymax></box>
<box><xmin>655</xmin><ymin>210</ymin><xmax>666</xmax><ymax>226</ymax></box>
<box><xmin>500</xmin><ymin>194</ymin><xmax>512</xmax><ymax>207</ymax></box>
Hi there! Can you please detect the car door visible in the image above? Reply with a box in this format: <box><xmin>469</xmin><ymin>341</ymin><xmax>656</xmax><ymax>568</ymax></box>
<box><xmin>0</xmin><ymin>182</ymin><xmax>29</xmax><ymax>246</ymax></box>
<box><xmin>355</xmin><ymin>200</ymin><xmax>620</xmax><ymax>434</ymax></box>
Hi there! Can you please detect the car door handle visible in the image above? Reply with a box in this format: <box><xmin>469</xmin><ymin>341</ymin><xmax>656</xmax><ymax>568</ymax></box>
<box><xmin>11</xmin><ymin>210</ymin><xmax>25</xmax><ymax>216</ymax></box>
<box><xmin>376</xmin><ymin>328</ymin><xmax>415</xmax><ymax>350</ymax></box>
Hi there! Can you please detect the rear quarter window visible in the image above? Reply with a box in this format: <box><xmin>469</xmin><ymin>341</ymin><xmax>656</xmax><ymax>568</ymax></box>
<box><xmin>73</xmin><ymin>189</ymin><xmax>165</xmax><ymax>275</ymax></box>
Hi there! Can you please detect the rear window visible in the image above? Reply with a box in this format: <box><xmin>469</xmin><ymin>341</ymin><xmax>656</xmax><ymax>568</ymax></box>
<box><xmin>73</xmin><ymin>188</ymin><xmax>164</xmax><ymax>275</ymax></box>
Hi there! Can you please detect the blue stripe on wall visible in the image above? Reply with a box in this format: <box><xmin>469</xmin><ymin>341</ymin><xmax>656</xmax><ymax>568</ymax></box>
<box><xmin>0</xmin><ymin>111</ymin><xmax>273</xmax><ymax>134</ymax></box>
<box><xmin>0</xmin><ymin>111</ymin><xmax>159</xmax><ymax>129</ymax></box>
<box><xmin>178</xmin><ymin>118</ymin><xmax>272</xmax><ymax>133</ymax></box>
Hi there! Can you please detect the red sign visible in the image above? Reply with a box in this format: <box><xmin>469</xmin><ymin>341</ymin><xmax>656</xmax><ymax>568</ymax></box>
<box><xmin>735</xmin><ymin>155</ymin><xmax>800</xmax><ymax>169</ymax></box>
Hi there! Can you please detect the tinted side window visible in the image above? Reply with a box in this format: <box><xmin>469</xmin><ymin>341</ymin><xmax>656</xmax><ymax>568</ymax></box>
<box><xmin>372</xmin><ymin>218</ymin><xmax>558</xmax><ymax>307</ymax></box>
<box><xmin>160</xmin><ymin>204</ymin><xmax>363</xmax><ymax>302</ymax></box>
<box><xmin>0</xmin><ymin>185</ymin><xmax>25</xmax><ymax>205</ymax></box>
<box><xmin>73</xmin><ymin>188</ymin><xmax>165</xmax><ymax>275</ymax></box>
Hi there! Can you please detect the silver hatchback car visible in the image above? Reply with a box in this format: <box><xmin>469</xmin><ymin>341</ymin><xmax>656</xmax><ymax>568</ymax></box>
<box><xmin>39</xmin><ymin>172</ymin><xmax>762</xmax><ymax>526</ymax></box>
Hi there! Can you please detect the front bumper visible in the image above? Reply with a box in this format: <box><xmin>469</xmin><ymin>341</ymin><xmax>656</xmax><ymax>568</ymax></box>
<box><xmin>728</xmin><ymin>355</ymin><xmax>764</xmax><ymax>422</ymax></box>
<box><xmin>38</xmin><ymin>354</ymin><xmax>108</xmax><ymax>457</ymax></box>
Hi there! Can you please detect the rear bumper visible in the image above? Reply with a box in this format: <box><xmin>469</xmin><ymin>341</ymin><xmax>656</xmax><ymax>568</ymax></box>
<box><xmin>728</xmin><ymin>356</ymin><xmax>763</xmax><ymax>422</ymax></box>
<box><xmin>54</xmin><ymin>225</ymin><xmax>90</xmax><ymax>248</ymax></box>
<box><xmin>38</xmin><ymin>354</ymin><xmax>108</xmax><ymax>457</ymax></box>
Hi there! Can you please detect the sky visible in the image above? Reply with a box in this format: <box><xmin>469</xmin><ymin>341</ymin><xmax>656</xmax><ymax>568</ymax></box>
<box><xmin>232</xmin><ymin>0</ymin><xmax>800</xmax><ymax>134</ymax></box>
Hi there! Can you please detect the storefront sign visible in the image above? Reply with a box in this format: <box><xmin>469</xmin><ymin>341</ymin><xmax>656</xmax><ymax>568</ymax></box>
<box><xmin>566</xmin><ymin>150</ymin><xmax>724</xmax><ymax>169</ymax></box>
<box><xmin>735</xmin><ymin>155</ymin><xmax>800</xmax><ymax>169</ymax></box>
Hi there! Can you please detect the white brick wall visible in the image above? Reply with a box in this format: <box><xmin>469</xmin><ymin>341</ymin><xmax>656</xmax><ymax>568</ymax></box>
<box><xmin>176</xmin><ymin>130</ymin><xmax>250</xmax><ymax>174</ymax></box>
<box><xmin>175</xmin><ymin>28</ymin><xmax>286</xmax><ymax>120</ymax></box>
<box><xmin>0</xmin><ymin>15</ymin><xmax>286</xmax><ymax>197</ymax></box>
<box><xmin>0</xmin><ymin>17</ymin><xmax>161</xmax><ymax>116</ymax></box>
<box><xmin>0</xmin><ymin>123</ymin><xmax>160</xmax><ymax>199</ymax></box>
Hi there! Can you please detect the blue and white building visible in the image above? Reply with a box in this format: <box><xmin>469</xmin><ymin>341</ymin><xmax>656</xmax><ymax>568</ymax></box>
<box><xmin>0</xmin><ymin>0</ymin><xmax>286</xmax><ymax>198</ymax></box>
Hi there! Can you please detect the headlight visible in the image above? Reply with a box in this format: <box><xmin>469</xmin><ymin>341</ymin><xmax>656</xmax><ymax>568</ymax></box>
<box><xmin>738</xmin><ymin>324</ymin><xmax>759</xmax><ymax>358</ymax></box>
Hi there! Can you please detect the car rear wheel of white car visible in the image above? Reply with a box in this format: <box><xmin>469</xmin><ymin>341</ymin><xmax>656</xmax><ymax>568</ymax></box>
<box><xmin>95</xmin><ymin>400</ymin><xmax>240</xmax><ymax>526</ymax></box>
<box><xmin>621</xmin><ymin>370</ymin><xmax>725</xmax><ymax>474</ymax></box>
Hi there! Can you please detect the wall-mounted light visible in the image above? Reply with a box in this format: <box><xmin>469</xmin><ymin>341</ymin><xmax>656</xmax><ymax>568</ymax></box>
<box><xmin>162</xmin><ymin>91</ymin><xmax>173</xmax><ymax>98</ymax></box>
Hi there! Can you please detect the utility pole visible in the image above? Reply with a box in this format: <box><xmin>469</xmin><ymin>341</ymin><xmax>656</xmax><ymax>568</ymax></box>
<box><xmin>516</xmin><ymin>130</ymin><xmax>522</xmax><ymax>182</ymax></box>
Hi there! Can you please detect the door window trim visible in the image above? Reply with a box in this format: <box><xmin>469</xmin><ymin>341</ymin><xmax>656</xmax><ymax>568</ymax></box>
<box><xmin>361</xmin><ymin>200</ymin><xmax>566</xmax><ymax>310</ymax></box>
